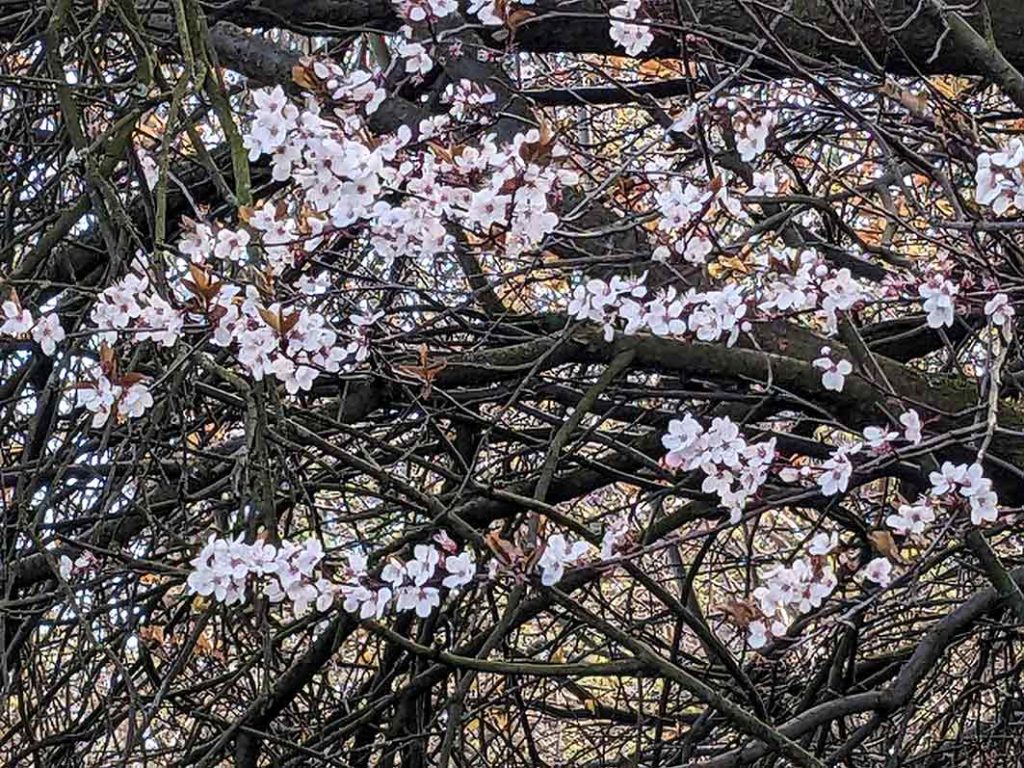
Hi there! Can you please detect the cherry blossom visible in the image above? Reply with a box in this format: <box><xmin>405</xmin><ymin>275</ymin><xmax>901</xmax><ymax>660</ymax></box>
<box><xmin>821</xmin><ymin>268</ymin><xmax>864</xmax><ymax>316</ymax></box>
<box><xmin>817</xmin><ymin>444</ymin><xmax>857</xmax><ymax>496</ymax></box>
<box><xmin>753</xmin><ymin>540</ymin><xmax>838</xmax><ymax>631</ymax></box>
<box><xmin>813</xmin><ymin>346</ymin><xmax>853</xmax><ymax>392</ymax></box>
<box><xmin>90</xmin><ymin>273</ymin><xmax>147</xmax><ymax>340</ymax></box>
<box><xmin>31</xmin><ymin>313</ymin><xmax>65</xmax><ymax>355</ymax></box>
<box><xmin>57</xmin><ymin>551</ymin><xmax>96</xmax><ymax>581</ymax></box>
<box><xmin>734</xmin><ymin>112</ymin><xmax>773</xmax><ymax>162</ymax></box>
<box><xmin>188</xmin><ymin>531</ymin><xmax>479</xmax><ymax>620</ymax></box>
<box><xmin>1</xmin><ymin>297</ymin><xmax>33</xmax><ymax>335</ymax></box>
<box><xmin>244</xmin><ymin>85</ymin><xmax>299</xmax><ymax>160</ymax></box>
<box><xmin>975</xmin><ymin>139</ymin><xmax>1024</xmax><ymax>214</ymax></box>
<box><xmin>537</xmin><ymin>534</ymin><xmax>590</xmax><ymax>586</ymax></box>
<box><xmin>600</xmin><ymin>515</ymin><xmax>631</xmax><ymax>560</ymax></box>
<box><xmin>138</xmin><ymin>295</ymin><xmax>183</xmax><ymax>347</ymax></box>
<box><xmin>918</xmin><ymin>274</ymin><xmax>958</xmax><ymax>329</ymax></box>
<box><xmin>747</xmin><ymin>620</ymin><xmax>769</xmax><ymax>649</ymax></box>
<box><xmin>863</xmin><ymin>425</ymin><xmax>898</xmax><ymax>451</ymax></box>
<box><xmin>900</xmin><ymin>409</ymin><xmax>922</xmax><ymax>445</ymax></box>
<box><xmin>77</xmin><ymin>375</ymin><xmax>123</xmax><ymax>428</ymax></box>
<box><xmin>862</xmin><ymin>557</ymin><xmax>893</xmax><ymax>587</ymax></box>
<box><xmin>807</xmin><ymin>531</ymin><xmax>838</xmax><ymax>556</ymax></box>
<box><xmin>443</xmin><ymin>79</ymin><xmax>497</xmax><ymax>121</ymax></box>
<box><xmin>749</xmin><ymin>170</ymin><xmax>779</xmax><ymax>196</ymax></box>
<box><xmin>398</xmin><ymin>40</ymin><xmax>433</xmax><ymax>76</ymax></box>
<box><xmin>396</xmin><ymin>0</ymin><xmax>457</xmax><ymax>22</ymax></box>
<box><xmin>118</xmin><ymin>381</ymin><xmax>154</xmax><ymax>420</ymax></box>
<box><xmin>467</xmin><ymin>0</ymin><xmax>503</xmax><ymax>24</ymax></box>
<box><xmin>985</xmin><ymin>292</ymin><xmax>1015</xmax><ymax>331</ymax></box>
<box><xmin>929</xmin><ymin>461</ymin><xmax>967</xmax><ymax>495</ymax></box>
<box><xmin>178</xmin><ymin>220</ymin><xmax>214</xmax><ymax>262</ymax></box>
<box><xmin>396</xmin><ymin>585</ymin><xmax>440</xmax><ymax>617</ymax></box>
<box><xmin>608</xmin><ymin>1</ymin><xmax>654</xmax><ymax>57</ymax></box>
<box><xmin>886</xmin><ymin>499</ymin><xmax>936</xmax><ymax>535</ymax></box>
<box><xmin>442</xmin><ymin>552</ymin><xmax>477</xmax><ymax>590</ymax></box>
<box><xmin>343</xmin><ymin>585</ymin><xmax>392</xmax><ymax>620</ymax></box>
<box><xmin>927</xmin><ymin>461</ymin><xmax>1000</xmax><ymax>525</ymax></box>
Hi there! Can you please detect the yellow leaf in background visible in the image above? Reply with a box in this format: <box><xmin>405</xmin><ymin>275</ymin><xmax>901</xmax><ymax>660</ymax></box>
<box><xmin>868</xmin><ymin>530</ymin><xmax>902</xmax><ymax>563</ymax></box>
<box><xmin>930</xmin><ymin>76</ymin><xmax>971</xmax><ymax>101</ymax></box>
<box><xmin>857</xmin><ymin>223</ymin><xmax>886</xmax><ymax>247</ymax></box>
<box><xmin>583</xmin><ymin>697</ymin><xmax>599</xmax><ymax>714</ymax></box>
<box><xmin>139</xmin><ymin>624</ymin><xmax>165</xmax><ymax>647</ymax></box>
<box><xmin>879</xmin><ymin>78</ymin><xmax>930</xmax><ymax>116</ymax></box>
<box><xmin>427</xmin><ymin>142</ymin><xmax>453</xmax><ymax>164</ymax></box>
<box><xmin>194</xmin><ymin>631</ymin><xmax>214</xmax><ymax>655</ymax></box>
<box><xmin>716</xmin><ymin>255</ymin><xmax>752</xmax><ymax>274</ymax></box>
<box><xmin>291</xmin><ymin>63</ymin><xmax>319</xmax><ymax>92</ymax></box>
<box><xmin>506</xmin><ymin>8</ymin><xmax>536</xmax><ymax>31</ymax></box>
<box><xmin>717</xmin><ymin>598</ymin><xmax>759</xmax><ymax>628</ymax></box>
<box><xmin>708</xmin><ymin>255</ymin><xmax>751</xmax><ymax>280</ymax></box>
<box><xmin>637</xmin><ymin>59</ymin><xmax>694</xmax><ymax>78</ymax></box>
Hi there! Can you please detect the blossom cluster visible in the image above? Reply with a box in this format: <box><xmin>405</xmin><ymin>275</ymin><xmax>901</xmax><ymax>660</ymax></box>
<box><xmin>396</xmin><ymin>0</ymin><xmax>457</xmax><ymax>23</ymax></box>
<box><xmin>734</xmin><ymin>112</ymin><xmax>773</xmax><ymax>162</ymax></box>
<box><xmin>785</xmin><ymin>411</ymin><xmax>919</xmax><ymax>497</ymax></box>
<box><xmin>609</xmin><ymin>0</ymin><xmax>654</xmax><ymax>57</ymax></box>
<box><xmin>568</xmin><ymin>274</ymin><xmax>750</xmax><ymax>345</ymax></box>
<box><xmin>187</xmin><ymin>533</ymin><xmax>478</xmax><ymax>618</ymax></box>
<box><xmin>443</xmin><ymin>79</ymin><xmax>498</xmax><ymax>121</ymax></box>
<box><xmin>58</xmin><ymin>550</ymin><xmax>98</xmax><ymax>581</ymax></box>
<box><xmin>76</xmin><ymin>372</ymin><xmax>153</xmax><ymax>428</ymax></box>
<box><xmin>651</xmin><ymin>177</ymin><xmax>741</xmax><ymax>264</ymax></box>
<box><xmin>975</xmin><ymin>138</ymin><xmax>1024</xmax><ymax>214</ymax></box>
<box><xmin>537</xmin><ymin>534</ymin><xmax>591</xmax><ymax>585</ymax></box>
<box><xmin>235</xmin><ymin>81</ymin><xmax>573</xmax><ymax>275</ymax></box>
<box><xmin>758</xmin><ymin>251</ymin><xmax>866</xmax><ymax>334</ymax></box>
<box><xmin>918</xmin><ymin>461</ymin><xmax>999</xmax><ymax>527</ymax></box>
<box><xmin>748</xmin><ymin>532</ymin><xmax>838</xmax><ymax>648</ymax></box>
<box><xmin>2</xmin><ymin>295</ymin><xmax>65</xmax><ymax>355</ymax></box>
<box><xmin>5</xmin><ymin>65</ymin><xmax>582</xmax><ymax>430</ymax></box>
<box><xmin>917</xmin><ymin>273</ymin><xmax>958</xmax><ymax>329</ymax></box>
<box><xmin>90</xmin><ymin>272</ymin><xmax>183</xmax><ymax>346</ymax></box>
<box><xmin>661</xmin><ymin>414</ymin><xmax>776</xmax><ymax>521</ymax></box>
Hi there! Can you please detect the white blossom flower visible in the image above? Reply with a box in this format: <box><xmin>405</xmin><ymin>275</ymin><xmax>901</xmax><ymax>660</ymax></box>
<box><xmin>918</xmin><ymin>274</ymin><xmax>958</xmax><ymax>329</ymax></box>
<box><xmin>886</xmin><ymin>499</ymin><xmax>935</xmax><ymax>535</ymax></box>
<box><xmin>862</xmin><ymin>557</ymin><xmax>893</xmax><ymax>587</ymax></box>
<box><xmin>537</xmin><ymin>534</ymin><xmax>589</xmax><ymax>586</ymax></box>
<box><xmin>900</xmin><ymin>410</ymin><xmax>922</xmax><ymax>445</ymax></box>
<box><xmin>748</xmin><ymin>620</ymin><xmax>769</xmax><ymax>649</ymax></box>
<box><xmin>817</xmin><ymin>446</ymin><xmax>856</xmax><ymax>496</ymax></box>
<box><xmin>118</xmin><ymin>382</ymin><xmax>154</xmax><ymax>420</ymax></box>
<box><xmin>985</xmin><ymin>293</ymin><xmax>1015</xmax><ymax>339</ymax></box>
<box><xmin>813</xmin><ymin>347</ymin><xmax>853</xmax><ymax>392</ymax></box>
<box><xmin>807</xmin><ymin>532</ymin><xmax>838</xmax><ymax>556</ymax></box>
<box><xmin>442</xmin><ymin>552</ymin><xmax>476</xmax><ymax>589</ymax></box>
<box><xmin>31</xmin><ymin>313</ymin><xmax>65</xmax><ymax>355</ymax></box>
